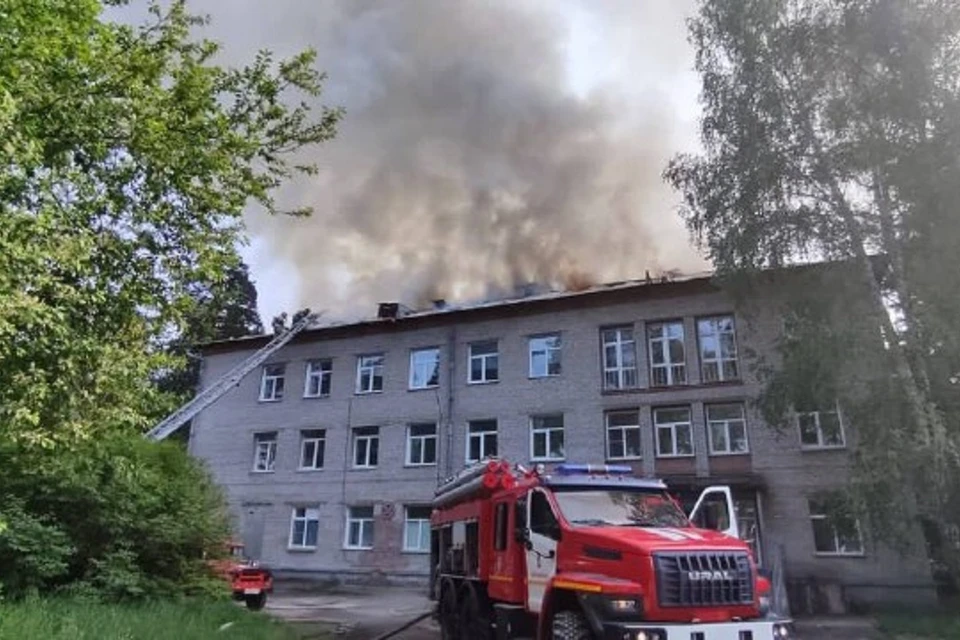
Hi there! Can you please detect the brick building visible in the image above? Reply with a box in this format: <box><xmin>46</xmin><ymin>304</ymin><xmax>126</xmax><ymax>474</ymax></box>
<box><xmin>188</xmin><ymin>265</ymin><xmax>936</xmax><ymax>613</ymax></box>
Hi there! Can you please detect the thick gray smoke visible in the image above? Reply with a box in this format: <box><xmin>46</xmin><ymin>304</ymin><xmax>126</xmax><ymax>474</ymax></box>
<box><xmin>182</xmin><ymin>0</ymin><xmax>705</xmax><ymax>318</ymax></box>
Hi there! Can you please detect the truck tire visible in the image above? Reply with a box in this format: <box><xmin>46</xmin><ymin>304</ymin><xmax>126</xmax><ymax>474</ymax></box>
<box><xmin>244</xmin><ymin>591</ymin><xmax>267</xmax><ymax>610</ymax></box>
<box><xmin>439</xmin><ymin>580</ymin><xmax>460</xmax><ymax>640</ymax></box>
<box><xmin>551</xmin><ymin>609</ymin><xmax>592</xmax><ymax>640</ymax></box>
<box><xmin>458</xmin><ymin>582</ymin><xmax>493</xmax><ymax>640</ymax></box>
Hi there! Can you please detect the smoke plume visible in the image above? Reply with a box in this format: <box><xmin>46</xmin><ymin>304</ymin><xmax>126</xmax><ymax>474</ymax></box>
<box><xmin>188</xmin><ymin>0</ymin><xmax>707</xmax><ymax>319</ymax></box>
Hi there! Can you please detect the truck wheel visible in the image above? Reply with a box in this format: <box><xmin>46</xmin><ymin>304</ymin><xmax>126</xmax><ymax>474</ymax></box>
<box><xmin>458</xmin><ymin>583</ymin><xmax>493</xmax><ymax>640</ymax></box>
<box><xmin>439</xmin><ymin>581</ymin><xmax>460</xmax><ymax>640</ymax></box>
<box><xmin>551</xmin><ymin>609</ymin><xmax>591</xmax><ymax>640</ymax></box>
<box><xmin>244</xmin><ymin>592</ymin><xmax>267</xmax><ymax>611</ymax></box>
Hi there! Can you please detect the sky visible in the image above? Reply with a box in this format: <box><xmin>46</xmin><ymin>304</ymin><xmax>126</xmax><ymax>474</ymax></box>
<box><xmin>123</xmin><ymin>1</ymin><xmax>707</xmax><ymax>323</ymax></box>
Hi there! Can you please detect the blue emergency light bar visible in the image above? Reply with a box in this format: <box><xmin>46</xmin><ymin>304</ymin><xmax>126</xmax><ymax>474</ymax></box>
<box><xmin>555</xmin><ymin>463</ymin><xmax>633</xmax><ymax>476</ymax></box>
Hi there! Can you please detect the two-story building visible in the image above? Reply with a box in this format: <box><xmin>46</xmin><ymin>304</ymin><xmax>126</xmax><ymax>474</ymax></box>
<box><xmin>188</xmin><ymin>265</ymin><xmax>936</xmax><ymax>613</ymax></box>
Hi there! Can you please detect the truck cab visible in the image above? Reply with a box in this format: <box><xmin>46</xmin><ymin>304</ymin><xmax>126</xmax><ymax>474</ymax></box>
<box><xmin>430</xmin><ymin>461</ymin><xmax>794</xmax><ymax>640</ymax></box>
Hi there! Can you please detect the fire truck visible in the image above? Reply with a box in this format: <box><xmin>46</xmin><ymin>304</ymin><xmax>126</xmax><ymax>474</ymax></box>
<box><xmin>428</xmin><ymin>459</ymin><xmax>795</xmax><ymax>640</ymax></box>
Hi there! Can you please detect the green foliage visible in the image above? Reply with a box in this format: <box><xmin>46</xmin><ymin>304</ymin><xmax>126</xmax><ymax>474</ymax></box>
<box><xmin>0</xmin><ymin>0</ymin><xmax>340</xmax><ymax>599</ymax></box>
<box><xmin>669</xmin><ymin>0</ymin><xmax>960</xmax><ymax>580</ymax></box>
<box><xmin>0</xmin><ymin>597</ymin><xmax>305</xmax><ymax>640</ymax></box>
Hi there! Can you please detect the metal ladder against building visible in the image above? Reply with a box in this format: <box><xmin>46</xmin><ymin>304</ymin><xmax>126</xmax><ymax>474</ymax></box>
<box><xmin>144</xmin><ymin>311</ymin><xmax>323</xmax><ymax>442</ymax></box>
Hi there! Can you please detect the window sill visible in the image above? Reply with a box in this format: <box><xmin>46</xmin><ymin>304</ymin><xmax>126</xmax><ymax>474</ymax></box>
<box><xmin>287</xmin><ymin>546</ymin><xmax>317</xmax><ymax>553</ymax></box>
<box><xmin>601</xmin><ymin>379</ymin><xmax>746</xmax><ymax>396</ymax></box>
<box><xmin>296</xmin><ymin>467</ymin><xmax>325</xmax><ymax>473</ymax></box>
<box><xmin>654</xmin><ymin>454</ymin><xmax>696</xmax><ymax>460</ymax></box>
<box><xmin>401</xmin><ymin>549</ymin><xmax>430</xmax><ymax>555</ymax></box>
<box><xmin>302</xmin><ymin>395</ymin><xmax>331</xmax><ymax>400</ymax></box>
<box><xmin>801</xmin><ymin>445</ymin><xmax>847</xmax><ymax>452</ymax></box>
<box><xmin>343</xmin><ymin>546</ymin><xmax>373</xmax><ymax>552</ymax></box>
<box><xmin>531</xmin><ymin>458</ymin><xmax>566</xmax><ymax>463</ymax></box>
<box><xmin>408</xmin><ymin>385</ymin><xmax>440</xmax><ymax>392</ymax></box>
<box><xmin>257</xmin><ymin>398</ymin><xmax>283</xmax><ymax>404</ymax></box>
<box><xmin>814</xmin><ymin>552</ymin><xmax>866</xmax><ymax>558</ymax></box>
<box><xmin>467</xmin><ymin>379</ymin><xmax>500</xmax><ymax>386</ymax></box>
<box><xmin>606</xmin><ymin>457</ymin><xmax>643</xmax><ymax>462</ymax></box>
<box><xmin>528</xmin><ymin>374</ymin><xmax>561</xmax><ymax>380</ymax></box>
<box><xmin>354</xmin><ymin>390</ymin><xmax>384</xmax><ymax>396</ymax></box>
<box><xmin>404</xmin><ymin>463</ymin><xmax>438</xmax><ymax>469</ymax></box>
<box><xmin>250</xmin><ymin>470</ymin><xmax>276</xmax><ymax>475</ymax></box>
<box><xmin>708</xmin><ymin>451</ymin><xmax>751</xmax><ymax>457</ymax></box>
<box><xmin>350</xmin><ymin>466</ymin><xmax>378</xmax><ymax>471</ymax></box>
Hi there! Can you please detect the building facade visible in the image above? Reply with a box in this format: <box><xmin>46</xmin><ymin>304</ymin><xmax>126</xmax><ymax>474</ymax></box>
<box><xmin>188</xmin><ymin>270</ymin><xmax>936</xmax><ymax>613</ymax></box>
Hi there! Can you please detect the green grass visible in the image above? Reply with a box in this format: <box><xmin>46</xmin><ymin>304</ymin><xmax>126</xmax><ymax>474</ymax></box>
<box><xmin>878</xmin><ymin>610</ymin><xmax>960</xmax><ymax>639</ymax></box>
<box><xmin>0</xmin><ymin>598</ymin><xmax>316</xmax><ymax>640</ymax></box>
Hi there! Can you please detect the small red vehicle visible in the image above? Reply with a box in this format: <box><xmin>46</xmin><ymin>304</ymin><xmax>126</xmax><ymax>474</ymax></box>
<box><xmin>429</xmin><ymin>459</ymin><xmax>795</xmax><ymax>639</ymax></box>
<box><xmin>211</xmin><ymin>541</ymin><xmax>274</xmax><ymax>610</ymax></box>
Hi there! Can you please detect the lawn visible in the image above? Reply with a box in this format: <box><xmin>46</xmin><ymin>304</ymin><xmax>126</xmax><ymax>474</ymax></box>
<box><xmin>878</xmin><ymin>610</ymin><xmax>960</xmax><ymax>639</ymax></box>
<box><xmin>0</xmin><ymin>598</ymin><xmax>322</xmax><ymax>640</ymax></box>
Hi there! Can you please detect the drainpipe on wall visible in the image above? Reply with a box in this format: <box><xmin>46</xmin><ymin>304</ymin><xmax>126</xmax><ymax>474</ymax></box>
<box><xmin>444</xmin><ymin>325</ymin><xmax>457</xmax><ymax>479</ymax></box>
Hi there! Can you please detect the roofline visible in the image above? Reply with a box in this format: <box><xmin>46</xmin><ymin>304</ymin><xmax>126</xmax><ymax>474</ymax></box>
<box><xmin>198</xmin><ymin>257</ymin><xmax>875</xmax><ymax>356</ymax></box>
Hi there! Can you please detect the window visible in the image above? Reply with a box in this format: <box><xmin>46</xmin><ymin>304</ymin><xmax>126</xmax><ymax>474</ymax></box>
<box><xmin>698</xmin><ymin>316</ymin><xmax>739</xmax><ymax>382</ymax></box>
<box><xmin>466</xmin><ymin>419</ymin><xmax>498</xmax><ymax>462</ymax></box>
<box><xmin>299</xmin><ymin>429</ymin><xmax>326</xmax><ymax>470</ymax></box>
<box><xmin>345</xmin><ymin>506</ymin><xmax>374</xmax><ymax>549</ymax></box>
<box><xmin>602</xmin><ymin>327</ymin><xmax>638</xmax><ymax>389</ymax></box>
<box><xmin>798</xmin><ymin>407</ymin><xmax>846</xmax><ymax>449</ymax></box>
<box><xmin>468</xmin><ymin>340</ymin><xmax>499</xmax><ymax>383</ymax></box>
<box><xmin>530</xmin><ymin>414</ymin><xmax>565</xmax><ymax>461</ymax></box>
<box><xmin>406</xmin><ymin>423</ymin><xmax>437</xmax><ymax>466</ymax></box>
<box><xmin>259</xmin><ymin>364</ymin><xmax>285</xmax><ymax>401</ymax></box>
<box><xmin>530</xmin><ymin>491</ymin><xmax>560</xmax><ymax>540</ymax></box>
<box><xmin>252</xmin><ymin>432</ymin><xmax>277</xmax><ymax>472</ymax></box>
<box><xmin>303</xmin><ymin>359</ymin><xmax>332</xmax><ymax>398</ymax></box>
<box><xmin>494</xmin><ymin>502</ymin><xmax>509</xmax><ymax>551</ymax></box>
<box><xmin>654</xmin><ymin>407</ymin><xmax>694</xmax><ymax>457</ymax></box>
<box><xmin>409</xmin><ymin>348</ymin><xmax>440</xmax><ymax>389</ymax></box>
<box><xmin>529</xmin><ymin>334</ymin><xmax>562</xmax><ymax>378</ymax></box>
<box><xmin>356</xmin><ymin>354</ymin><xmax>384</xmax><ymax>393</ymax></box>
<box><xmin>809</xmin><ymin>498</ymin><xmax>864</xmax><ymax>555</ymax></box>
<box><xmin>648</xmin><ymin>321</ymin><xmax>686</xmax><ymax>386</ymax></box>
<box><xmin>289</xmin><ymin>507</ymin><xmax>319</xmax><ymax>548</ymax></box>
<box><xmin>606</xmin><ymin>410</ymin><xmax>642</xmax><ymax>460</ymax></box>
<box><xmin>403</xmin><ymin>506</ymin><xmax>432</xmax><ymax>553</ymax></box>
<box><xmin>352</xmin><ymin>426</ymin><xmax>380</xmax><ymax>468</ymax></box>
<box><xmin>707</xmin><ymin>403</ymin><xmax>749</xmax><ymax>454</ymax></box>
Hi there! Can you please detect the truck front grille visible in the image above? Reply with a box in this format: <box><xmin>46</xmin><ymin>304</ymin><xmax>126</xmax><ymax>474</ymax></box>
<box><xmin>653</xmin><ymin>550</ymin><xmax>753</xmax><ymax>608</ymax></box>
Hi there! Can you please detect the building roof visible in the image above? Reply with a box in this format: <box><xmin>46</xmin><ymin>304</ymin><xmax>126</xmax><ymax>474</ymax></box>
<box><xmin>199</xmin><ymin>268</ymin><xmax>720</xmax><ymax>355</ymax></box>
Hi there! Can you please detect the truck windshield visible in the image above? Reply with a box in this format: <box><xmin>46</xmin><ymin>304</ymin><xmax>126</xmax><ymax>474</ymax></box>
<box><xmin>552</xmin><ymin>488</ymin><xmax>689</xmax><ymax>528</ymax></box>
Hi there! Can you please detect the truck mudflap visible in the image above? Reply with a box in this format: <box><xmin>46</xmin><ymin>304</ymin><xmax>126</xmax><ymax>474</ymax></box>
<box><xmin>599</xmin><ymin>618</ymin><xmax>796</xmax><ymax>640</ymax></box>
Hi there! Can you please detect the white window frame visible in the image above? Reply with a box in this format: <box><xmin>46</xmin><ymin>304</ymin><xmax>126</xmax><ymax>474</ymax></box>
<box><xmin>298</xmin><ymin>429</ymin><xmax>326</xmax><ymax>470</ymax></box>
<box><xmin>303</xmin><ymin>359</ymin><xmax>332</xmax><ymax>398</ymax></box>
<box><xmin>402</xmin><ymin>506</ymin><xmax>432</xmax><ymax>553</ymax></box>
<box><xmin>468</xmin><ymin>340</ymin><xmax>499</xmax><ymax>384</ymax></box>
<box><xmin>259</xmin><ymin>364</ymin><xmax>285</xmax><ymax>401</ymax></box>
<box><xmin>648</xmin><ymin>320</ymin><xmax>687</xmax><ymax>387</ymax></box>
<box><xmin>653</xmin><ymin>407</ymin><xmax>695</xmax><ymax>458</ymax></box>
<box><xmin>352</xmin><ymin>426</ymin><xmax>380</xmax><ymax>468</ymax></box>
<box><xmin>466</xmin><ymin>420</ymin><xmax>498</xmax><ymax>463</ymax></box>
<box><xmin>697</xmin><ymin>315</ymin><xmax>740</xmax><ymax>382</ymax></box>
<box><xmin>798</xmin><ymin>405</ymin><xmax>847</xmax><ymax>450</ymax></box>
<box><xmin>605</xmin><ymin>410</ymin><xmax>642</xmax><ymax>460</ymax></box>
<box><xmin>289</xmin><ymin>506</ymin><xmax>320</xmax><ymax>549</ymax></box>
<box><xmin>530</xmin><ymin>414</ymin><xmax>565</xmax><ymax>461</ymax></box>
<box><xmin>706</xmin><ymin>403</ymin><xmax>750</xmax><ymax>455</ymax></box>
<box><xmin>809</xmin><ymin>499</ymin><xmax>865</xmax><ymax>556</ymax></box>
<box><xmin>602</xmin><ymin>327</ymin><xmax>638</xmax><ymax>390</ymax></box>
<box><xmin>528</xmin><ymin>333</ymin><xmax>562</xmax><ymax>378</ymax></box>
<box><xmin>252</xmin><ymin>432</ymin><xmax>277</xmax><ymax>472</ymax></box>
<box><xmin>356</xmin><ymin>354</ymin><xmax>385</xmax><ymax>394</ymax></box>
<box><xmin>409</xmin><ymin>347</ymin><xmax>440</xmax><ymax>390</ymax></box>
<box><xmin>344</xmin><ymin>506</ymin><xmax>375</xmax><ymax>550</ymax></box>
<box><xmin>406</xmin><ymin>423</ymin><xmax>438</xmax><ymax>466</ymax></box>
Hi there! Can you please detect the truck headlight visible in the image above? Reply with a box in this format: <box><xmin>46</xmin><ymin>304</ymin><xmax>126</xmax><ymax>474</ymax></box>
<box><xmin>772</xmin><ymin>622</ymin><xmax>795</xmax><ymax>638</ymax></box>
<box><xmin>635</xmin><ymin>630</ymin><xmax>666</xmax><ymax>640</ymax></box>
<box><xmin>609</xmin><ymin>598</ymin><xmax>639</xmax><ymax>613</ymax></box>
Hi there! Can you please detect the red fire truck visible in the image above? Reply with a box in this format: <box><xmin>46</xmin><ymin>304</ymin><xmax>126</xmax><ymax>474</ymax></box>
<box><xmin>428</xmin><ymin>459</ymin><xmax>795</xmax><ymax>640</ymax></box>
